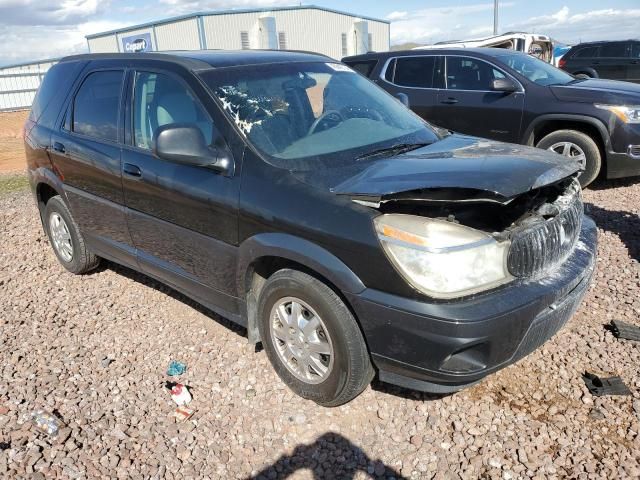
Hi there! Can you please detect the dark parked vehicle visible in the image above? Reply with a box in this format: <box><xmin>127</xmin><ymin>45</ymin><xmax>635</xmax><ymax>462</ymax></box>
<box><xmin>344</xmin><ymin>48</ymin><xmax>640</xmax><ymax>187</ymax></box>
<box><xmin>559</xmin><ymin>40</ymin><xmax>640</xmax><ymax>83</ymax></box>
<box><xmin>25</xmin><ymin>51</ymin><xmax>596</xmax><ymax>406</ymax></box>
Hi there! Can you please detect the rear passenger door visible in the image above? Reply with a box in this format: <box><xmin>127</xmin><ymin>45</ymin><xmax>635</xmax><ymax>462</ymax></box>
<box><xmin>434</xmin><ymin>56</ymin><xmax>524</xmax><ymax>143</ymax></box>
<box><xmin>49</xmin><ymin>68</ymin><xmax>136</xmax><ymax>266</ymax></box>
<box><xmin>120</xmin><ymin>67</ymin><xmax>242</xmax><ymax>315</ymax></box>
<box><xmin>378</xmin><ymin>55</ymin><xmax>445</xmax><ymax>126</ymax></box>
<box><xmin>595</xmin><ymin>42</ymin><xmax>630</xmax><ymax>80</ymax></box>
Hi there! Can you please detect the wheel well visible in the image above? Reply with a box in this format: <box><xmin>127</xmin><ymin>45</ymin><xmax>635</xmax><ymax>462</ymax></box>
<box><xmin>532</xmin><ymin>120</ymin><xmax>606</xmax><ymax>168</ymax></box>
<box><xmin>37</xmin><ymin>183</ymin><xmax>59</xmax><ymax>208</ymax></box>
<box><xmin>244</xmin><ymin>256</ymin><xmax>364</xmax><ymax>345</ymax></box>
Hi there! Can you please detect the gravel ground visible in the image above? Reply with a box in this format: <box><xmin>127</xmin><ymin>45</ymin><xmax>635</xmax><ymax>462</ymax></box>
<box><xmin>1</xmin><ymin>176</ymin><xmax>639</xmax><ymax>479</ymax></box>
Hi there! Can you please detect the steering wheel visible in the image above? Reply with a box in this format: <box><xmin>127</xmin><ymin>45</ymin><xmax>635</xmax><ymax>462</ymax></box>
<box><xmin>308</xmin><ymin>110</ymin><xmax>344</xmax><ymax>135</ymax></box>
<box><xmin>341</xmin><ymin>105</ymin><xmax>384</xmax><ymax>121</ymax></box>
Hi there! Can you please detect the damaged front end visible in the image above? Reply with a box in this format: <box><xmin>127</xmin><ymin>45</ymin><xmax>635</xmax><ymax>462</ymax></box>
<box><xmin>360</xmin><ymin>176</ymin><xmax>583</xmax><ymax>299</ymax></box>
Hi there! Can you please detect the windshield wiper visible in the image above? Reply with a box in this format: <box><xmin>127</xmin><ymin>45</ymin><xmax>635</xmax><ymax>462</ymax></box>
<box><xmin>356</xmin><ymin>143</ymin><xmax>431</xmax><ymax>161</ymax></box>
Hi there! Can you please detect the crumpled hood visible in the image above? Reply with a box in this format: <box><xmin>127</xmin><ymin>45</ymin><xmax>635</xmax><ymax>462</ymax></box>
<box><xmin>292</xmin><ymin>134</ymin><xmax>580</xmax><ymax>202</ymax></box>
<box><xmin>551</xmin><ymin>78</ymin><xmax>640</xmax><ymax>104</ymax></box>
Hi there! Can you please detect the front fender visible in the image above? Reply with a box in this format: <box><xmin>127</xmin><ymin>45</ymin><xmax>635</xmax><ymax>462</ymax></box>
<box><xmin>237</xmin><ymin>233</ymin><xmax>366</xmax><ymax>344</ymax></box>
<box><xmin>236</xmin><ymin>233</ymin><xmax>366</xmax><ymax>297</ymax></box>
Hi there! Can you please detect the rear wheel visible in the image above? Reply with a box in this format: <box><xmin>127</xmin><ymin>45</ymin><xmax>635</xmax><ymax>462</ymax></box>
<box><xmin>44</xmin><ymin>196</ymin><xmax>100</xmax><ymax>274</ymax></box>
<box><xmin>257</xmin><ymin>269</ymin><xmax>374</xmax><ymax>406</ymax></box>
<box><xmin>536</xmin><ymin>129</ymin><xmax>601</xmax><ymax>187</ymax></box>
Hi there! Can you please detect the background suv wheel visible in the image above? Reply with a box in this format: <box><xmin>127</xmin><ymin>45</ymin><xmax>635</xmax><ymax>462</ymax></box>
<box><xmin>257</xmin><ymin>269</ymin><xmax>374</xmax><ymax>407</ymax></box>
<box><xmin>536</xmin><ymin>129</ymin><xmax>602</xmax><ymax>187</ymax></box>
<box><xmin>44</xmin><ymin>196</ymin><xmax>100</xmax><ymax>274</ymax></box>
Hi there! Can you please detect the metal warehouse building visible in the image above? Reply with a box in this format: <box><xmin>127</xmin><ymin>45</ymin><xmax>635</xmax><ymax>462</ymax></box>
<box><xmin>86</xmin><ymin>5</ymin><xmax>390</xmax><ymax>60</ymax></box>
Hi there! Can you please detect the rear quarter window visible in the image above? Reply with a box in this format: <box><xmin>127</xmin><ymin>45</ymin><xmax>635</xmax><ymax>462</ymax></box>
<box><xmin>30</xmin><ymin>61</ymin><xmax>84</xmax><ymax>129</ymax></box>
<box><xmin>343</xmin><ymin>60</ymin><xmax>378</xmax><ymax>77</ymax></box>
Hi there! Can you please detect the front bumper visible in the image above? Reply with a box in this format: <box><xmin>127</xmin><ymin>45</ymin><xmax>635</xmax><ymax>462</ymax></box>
<box><xmin>606</xmin><ymin>150</ymin><xmax>640</xmax><ymax>180</ymax></box>
<box><xmin>347</xmin><ymin>216</ymin><xmax>597</xmax><ymax>393</ymax></box>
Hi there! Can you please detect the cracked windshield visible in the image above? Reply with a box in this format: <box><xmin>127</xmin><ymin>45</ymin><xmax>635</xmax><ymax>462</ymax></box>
<box><xmin>200</xmin><ymin>62</ymin><xmax>438</xmax><ymax>166</ymax></box>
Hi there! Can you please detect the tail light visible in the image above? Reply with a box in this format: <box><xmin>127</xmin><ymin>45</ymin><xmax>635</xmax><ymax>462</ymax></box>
<box><xmin>558</xmin><ymin>57</ymin><xmax>567</xmax><ymax>69</ymax></box>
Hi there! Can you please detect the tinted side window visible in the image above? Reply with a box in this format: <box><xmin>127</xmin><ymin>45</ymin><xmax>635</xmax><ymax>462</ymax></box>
<box><xmin>73</xmin><ymin>71</ymin><xmax>123</xmax><ymax>142</ymax></box>
<box><xmin>599</xmin><ymin>42</ymin><xmax>629</xmax><ymax>58</ymax></box>
<box><xmin>394</xmin><ymin>57</ymin><xmax>437</xmax><ymax>88</ymax></box>
<box><xmin>572</xmin><ymin>46</ymin><xmax>599</xmax><ymax>59</ymax></box>
<box><xmin>632</xmin><ymin>43</ymin><xmax>640</xmax><ymax>59</ymax></box>
<box><xmin>133</xmin><ymin>71</ymin><xmax>213</xmax><ymax>150</ymax></box>
<box><xmin>446</xmin><ymin>57</ymin><xmax>502</xmax><ymax>91</ymax></box>
<box><xmin>344</xmin><ymin>60</ymin><xmax>378</xmax><ymax>77</ymax></box>
<box><xmin>30</xmin><ymin>61</ymin><xmax>84</xmax><ymax>129</ymax></box>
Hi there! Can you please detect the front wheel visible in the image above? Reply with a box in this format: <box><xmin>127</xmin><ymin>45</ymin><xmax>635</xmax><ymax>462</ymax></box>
<box><xmin>536</xmin><ymin>129</ymin><xmax>602</xmax><ymax>187</ymax></box>
<box><xmin>257</xmin><ymin>269</ymin><xmax>374</xmax><ymax>406</ymax></box>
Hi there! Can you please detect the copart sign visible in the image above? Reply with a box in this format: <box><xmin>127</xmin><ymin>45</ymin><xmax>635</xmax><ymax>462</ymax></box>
<box><xmin>122</xmin><ymin>33</ymin><xmax>153</xmax><ymax>53</ymax></box>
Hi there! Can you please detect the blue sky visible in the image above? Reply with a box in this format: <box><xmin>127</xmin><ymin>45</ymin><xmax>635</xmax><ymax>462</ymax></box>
<box><xmin>0</xmin><ymin>0</ymin><xmax>639</xmax><ymax>65</ymax></box>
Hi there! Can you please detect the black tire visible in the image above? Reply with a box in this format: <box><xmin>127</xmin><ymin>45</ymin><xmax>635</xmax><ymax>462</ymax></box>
<box><xmin>44</xmin><ymin>196</ymin><xmax>100</xmax><ymax>274</ymax></box>
<box><xmin>536</xmin><ymin>129</ymin><xmax>602</xmax><ymax>187</ymax></box>
<box><xmin>257</xmin><ymin>269</ymin><xmax>374</xmax><ymax>407</ymax></box>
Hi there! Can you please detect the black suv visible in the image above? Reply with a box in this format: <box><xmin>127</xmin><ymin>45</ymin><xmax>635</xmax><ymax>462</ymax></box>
<box><xmin>344</xmin><ymin>48</ymin><xmax>640</xmax><ymax>187</ymax></box>
<box><xmin>559</xmin><ymin>40</ymin><xmax>640</xmax><ymax>83</ymax></box>
<box><xmin>25</xmin><ymin>51</ymin><xmax>596</xmax><ymax>406</ymax></box>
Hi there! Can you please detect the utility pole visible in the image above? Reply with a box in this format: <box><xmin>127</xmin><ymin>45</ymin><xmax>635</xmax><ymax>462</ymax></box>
<box><xmin>493</xmin><ymin>0</ymin><xmax>499</xmax><ymax>35</ymax></box>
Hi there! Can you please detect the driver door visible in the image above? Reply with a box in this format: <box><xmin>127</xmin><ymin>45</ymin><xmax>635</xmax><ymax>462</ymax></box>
<box><xmin>434</xmin><ymin>56</ymin><xmax>525</xmax><ymax>143</ymax></box>
<box><xmin>121</xmin><ymin>67</ymin><xmax>242</xmax><ymax>314</ymax></box>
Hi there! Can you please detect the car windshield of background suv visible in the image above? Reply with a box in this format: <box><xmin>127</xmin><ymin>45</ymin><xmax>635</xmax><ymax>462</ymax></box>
<box><xmin>499</xmin><ymin>53</ymin><xmax>577</xmax><ymax>86</ymax></box>
<box><xmin>199</xmin><ymin>62</ymin><xmax>439</xmax><ymax>170</ymax></box>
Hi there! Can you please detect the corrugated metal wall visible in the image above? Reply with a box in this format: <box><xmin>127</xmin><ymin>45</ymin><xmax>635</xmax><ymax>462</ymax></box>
<box><xmin>87</xmin><ymin>9</ymin><xmax>390</xmax><ymax>59</ymax></box>
<box><xmin>0</xmin><ymin>60</ymin><xmax>58</xmax><ymax>111</ymax></box>
<box><xmin>87</xmin><ymin>35</ymin><xmax>119</xmax><ymax>53</ymax></box>
<box><xmin>155</xmin><ymin>18</ymin><xmax>201</xmax><ymax>51</ymax></box>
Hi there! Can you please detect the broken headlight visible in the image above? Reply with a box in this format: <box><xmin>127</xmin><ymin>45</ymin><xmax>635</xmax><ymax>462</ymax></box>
<box><xmin>375</xmin><ymin>214</ymin><xmax>512</xmax><ymax>299</ymax></box>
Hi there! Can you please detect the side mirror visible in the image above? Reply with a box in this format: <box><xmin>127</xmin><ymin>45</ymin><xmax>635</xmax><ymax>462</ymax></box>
<box><xmin>491</xmin><ymin>78</ymin><xmax>519</xmax><ymax>93</ymax></box>
<box><xmin>395</xmin><ymin>92</ymin><xmax>410</xmax><ymax>107</ymax></box>
<box><xmin>153</xmin><ymin>123</ymin><xmax>231</xmax><ymax>174</ymax></box>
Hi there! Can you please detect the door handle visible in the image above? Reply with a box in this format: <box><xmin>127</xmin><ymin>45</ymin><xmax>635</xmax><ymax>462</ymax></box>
<box><xmin>52</xmin><ymin>142</ymin><xmax>65</xmax><ymax>153</ymax></box>
<box><xmin>441</xmin><ymin>98</ymin><xmax>459</xmax><ymax>105</ymax></box>
<box><xmin>123</xmin><ymin>163</ymin><xmax>142</xmax><ymax>177</ymax></box>
<box><xmin>631</xmin><ymin>60</ymin><xmax>640</xmax><ymax>64</ymax></box>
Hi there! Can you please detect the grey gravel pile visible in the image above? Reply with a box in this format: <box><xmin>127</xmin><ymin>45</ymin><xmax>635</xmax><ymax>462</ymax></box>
<box><xmin>1</xmin><ymin>179</ymin><xmax>639</xmax><ymax>479</ymax></box>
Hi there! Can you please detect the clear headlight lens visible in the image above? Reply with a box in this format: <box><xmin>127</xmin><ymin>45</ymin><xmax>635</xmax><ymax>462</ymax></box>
<box><xmin>595</xmin><ymin>104</ymin><xmax>640</xmax><ymax>124</ymax></box>
<box><xmin>375</xmin><ymin>214</ymin><xmax>512</xmax><ymax>299</ymax></box>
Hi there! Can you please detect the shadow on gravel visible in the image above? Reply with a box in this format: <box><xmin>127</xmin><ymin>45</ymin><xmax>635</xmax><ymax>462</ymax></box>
<box><xmin>588</xmin><ymin>176</ymin><xmax>640</xmax><ymax>191</ymax></box>
<box><xmin>585</xmin><ymin>203</ymin><xmax>640</xmax><ymax>261</ymax></box>
<box><xmin>246</xmin><ymin>432</ymin><xmax>406</xmax><ymax>480</ymax></box>
<box><xmin>370</xmin><ymin>379</ymin><xmax>451</xmax><ymax>402</ymax></box>
<box><xmin>98</xmin><ymin>260</ymin><xmax>247</xmax><ymax>338</ymax></box>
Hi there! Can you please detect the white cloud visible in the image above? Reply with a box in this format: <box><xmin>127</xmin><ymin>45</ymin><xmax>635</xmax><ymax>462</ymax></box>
<box><xmin>157</xmin><ymin>0</ymin><xmax>293</xmax><ymax>15</ymax></box>
<box><xmin>388</xmin><ymin>2</ymin><xmax>516</xmax><ymax>45</ymax></box>
<box><xmin>386</xmin><ymin>11</ymin><xmax>408</xmax><ymax>21</ymax></box>
<box><xmin>0</xmin><ymin>0</ymin><xmax>107</xmax><ymax>26</ymax></box>
<box><xmin>0</xmin><ymin>19</ymin><xmax>127</xmax><ymax>65</ymax></box>
<box><xmin>509</xmin><ymin>7</ymin><xmax>640</xmax><ymax>44</ymax></box>
<box><xmin>389</xmin><ymin>4</ymin><xmax>640</xmax><ymax>47</ymax></box>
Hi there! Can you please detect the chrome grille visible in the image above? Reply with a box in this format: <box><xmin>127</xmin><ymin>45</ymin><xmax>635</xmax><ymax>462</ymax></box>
<box><xmin>508</xmin><ymin>182</ymin><xmax>583</xmax><ymax>278</ymax></box>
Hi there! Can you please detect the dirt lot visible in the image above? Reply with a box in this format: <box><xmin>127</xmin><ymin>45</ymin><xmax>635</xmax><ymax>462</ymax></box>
<box><xmin>1</xmin><ymin>156</ymin><xmax>640</xmax><ymax>477</ymax></box>
<box><xmin>0</xmin><ymin>111</ymin><xmax>29</xmax><ymax>173</ymax></box>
